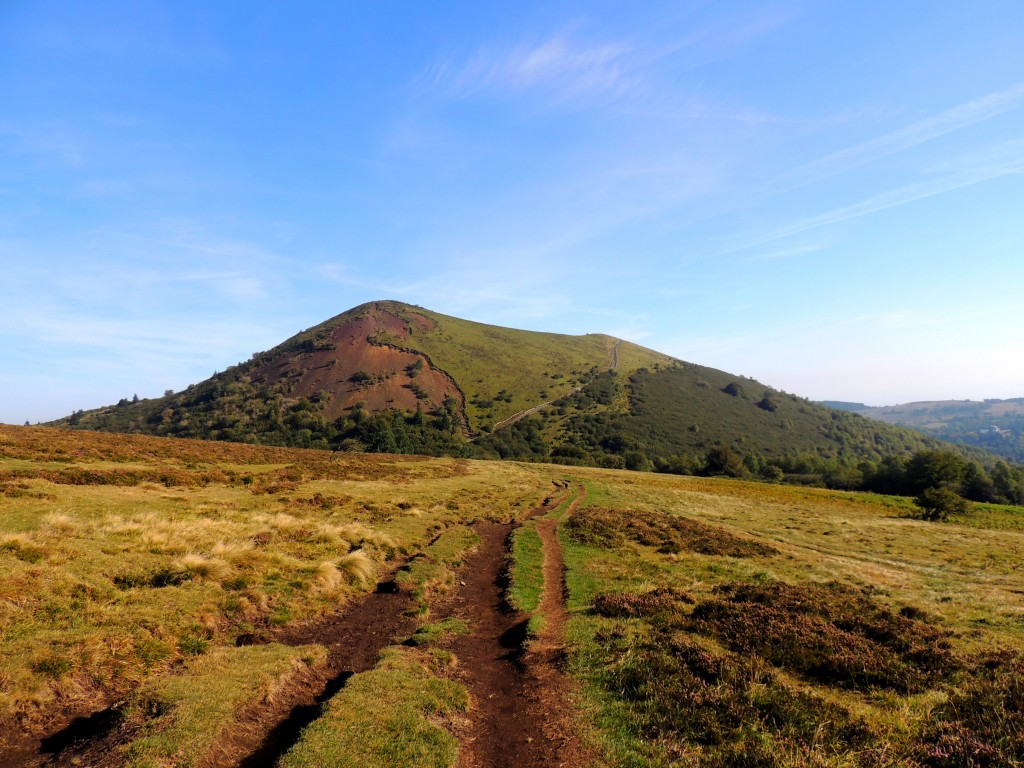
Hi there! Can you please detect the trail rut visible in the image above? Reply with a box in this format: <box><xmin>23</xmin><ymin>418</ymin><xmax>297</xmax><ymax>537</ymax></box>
<box><xmin>12</xmin><ymin>487</ymin><xmax>591</xmax><ymax>768</ymax></box>
<box><xmin>440</xmin><ymin>488</ymin><xmax>591</xmax><ymax>768</ymax></box>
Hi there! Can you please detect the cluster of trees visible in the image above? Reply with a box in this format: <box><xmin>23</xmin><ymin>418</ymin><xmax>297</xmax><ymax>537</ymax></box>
<box><xmin>464</xmin><ymin>410</ymin><xmax>1020</xmax><ymax>509</ymax></box>
<box><xmin>685</xmin><ymin>445</ymin><xmax>1024</xmax><ymax>509</ymax></box>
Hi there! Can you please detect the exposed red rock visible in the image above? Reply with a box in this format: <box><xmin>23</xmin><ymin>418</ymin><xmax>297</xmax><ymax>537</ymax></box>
<box><xmin>249</xmin><ymin>304</ymin><xmax>462</xmax><ymax>421</ymax></box>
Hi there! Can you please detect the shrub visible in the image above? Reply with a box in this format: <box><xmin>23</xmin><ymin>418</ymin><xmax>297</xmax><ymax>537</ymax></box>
<box><xmin>914</xmin><ymin>486</ymin><xmax>969</xmax><ymax>521</ymax></box>
<box><xmin>592</xmin><ymin>587</ymin><xmax>694</xmax><ymax>618</ymax></box>
<box><xmin>702</xmin><ymin>446</ymin><xmax>746</xmax><ymax>478</ymax></box>
<box><xmin>914</xmin><ymin>653</ymin><xmax>1024</xmax><ymax>766</ymax></box>
<box><xmin>722</xmin><ymin>382</ymin><xmax>744</xmax><ymax>398</ymax></box>
<box><xmin>592</xmin><ymin>622</ymin><xmax>870</xmax><ymax>758</ymax></box>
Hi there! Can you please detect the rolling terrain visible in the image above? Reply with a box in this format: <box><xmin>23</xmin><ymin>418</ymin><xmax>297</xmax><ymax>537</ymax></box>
<box><xmin>50</xmin><ymin>301</ymin><xmax>985</xmax><ymax>479</ymax></box>
<box><xmin>2</xmin><ymin>424</ymin><xmax>1024</xmax><ymax>766</ymax></box>
<box><xmin>824</xmin><ymin>399</ymin><xmax>1024</xmax><ymax>462</ymax></box>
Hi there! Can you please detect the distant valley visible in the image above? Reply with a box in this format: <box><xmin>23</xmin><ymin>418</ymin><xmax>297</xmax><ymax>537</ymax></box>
<box><xmin>822</xmin><ymin>399</ymin><xmax>1024</xmax><ymax>462</ymax></box>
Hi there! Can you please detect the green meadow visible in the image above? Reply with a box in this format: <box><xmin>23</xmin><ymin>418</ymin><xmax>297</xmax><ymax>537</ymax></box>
<box><xmin>2</xmin><ymin>425</ymin><xmax>1022</xmax><ymax>766</ymax></box>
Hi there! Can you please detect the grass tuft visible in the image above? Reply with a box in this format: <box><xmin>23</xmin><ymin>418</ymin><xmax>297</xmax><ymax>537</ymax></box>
<box><xmin>337</xmin><ymin>550</ymin><xmax>375</xmax><ymax>586</ymax></box>
<box><xmin>40</xmin><ymin>512</ymin><xmax>78</xmax><ymax>533</ymax></box>
<box><xmin>0</xmin><ymin>533</ymin><xmax>47</xmax><ymax>563</ymax></box>
<box><xmin>173</xmin><ymin>553</ymin><xmax>234</xmax><ymax>582</ymax></box>
<box><xmin>406</xmin><ymin>618</ymin><xmax>470</xmax><ymax>647</ymax></box>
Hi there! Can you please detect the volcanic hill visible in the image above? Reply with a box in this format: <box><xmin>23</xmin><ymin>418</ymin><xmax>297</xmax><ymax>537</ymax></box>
<box><xmin>53</xmin><ymin>300</ymin><xmax>967</xmax><ymax>470</ymax></box>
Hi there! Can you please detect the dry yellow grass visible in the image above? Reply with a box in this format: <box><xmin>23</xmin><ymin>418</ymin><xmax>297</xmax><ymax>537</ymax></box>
<box><xmin>0</xmin><ymin>425</ymin><xmax>539</xmax><ymax>743</ymax></box>
<box><xmin>6</xmin><ymin>424</ymin><xmax>1021</xmax><ymax>764</ymax></box>
<box><xmin>336</xmin><ymin>550</ymin><xmax>375</xmax><ymax>586</ymax></box>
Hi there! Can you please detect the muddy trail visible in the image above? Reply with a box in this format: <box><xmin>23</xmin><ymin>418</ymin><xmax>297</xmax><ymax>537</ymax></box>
<box><xmin>521</xmin><ymin>487</ymin><xmax>593</xmax><ymax>767</ymax></box>
<box><xmin>236</xmin><ymin>574</ymin><xmax>420</xmax><ymax>767</ymax></box>
<box><xmin>439</xmin><ymin>487</ymin><xmax>591</xmax><ymax>768</ymax></box>
<box><xmin>15</xmin><ymin>562</ymin><xmax>420</xmax><ymax>768</ymax></box>
<box><xmin>11</xmin><ymin>487</ymin><xmax>589</xmax><ymax>768</ymax></box>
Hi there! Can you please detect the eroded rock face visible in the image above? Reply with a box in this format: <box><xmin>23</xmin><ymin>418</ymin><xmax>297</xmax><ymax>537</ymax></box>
<box><xmin>250</xmin><ymin>305</ymin><xmax>462</xmax><ymax>420</ymax></box>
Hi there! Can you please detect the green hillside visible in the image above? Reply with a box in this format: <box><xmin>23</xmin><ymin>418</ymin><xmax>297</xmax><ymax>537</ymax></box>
<box><xmin>832</xmin><ymin>398</ymin><xmax>1024</xmax><ymax>462</ymax></box>
<box><xmin>554</xmin><ymin>364</ymin><xmax>940</xmax><ymax>463</ymax></box>
<box><xmin>48</xmin><ymin>300</ymin><xmax>669</xmax><ymax>442</ymax></box>
<box><xmin>48</xmin><ymin>301</ymin><xmax>1019</xmax><ymax>503</ymax></box>
<box><xmin>361</xmin><ymin>302</ymin><xmax>673</xmax><ymax>429</ymax></box>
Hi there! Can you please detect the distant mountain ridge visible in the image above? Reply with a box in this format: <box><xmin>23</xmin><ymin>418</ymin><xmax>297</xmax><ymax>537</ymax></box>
<box><xmin>822</xmin><ymin>398</ymin><xmax>1024</xmax><ymax>462</ymax></box>
<box><xmin>51</xmin><ymin>300</ymin><xmax>993</xmax><ymax>474</ymax></box>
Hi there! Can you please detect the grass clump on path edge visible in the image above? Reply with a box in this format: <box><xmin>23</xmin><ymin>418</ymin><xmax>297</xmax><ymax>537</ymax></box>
<box><xmin>279</xmin><ymin>646</ymin><xmax>468</xmax><ymax>768</ymax></box>
<box><xmin>508</xmin><ymin>522</ymin><xmax>544</xmax><ymax>615</ymax></box>
<box><xmin>396</xmin><ymin>525</ymin><xmax>480</xmax><ymax>614</ymax></box>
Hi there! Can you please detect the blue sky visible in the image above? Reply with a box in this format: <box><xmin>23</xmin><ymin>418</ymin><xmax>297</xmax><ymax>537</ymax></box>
<box><xmin>2</xmin><ymin>1</ymin><xmax>1023</xmax><ymax>424</ymax></box>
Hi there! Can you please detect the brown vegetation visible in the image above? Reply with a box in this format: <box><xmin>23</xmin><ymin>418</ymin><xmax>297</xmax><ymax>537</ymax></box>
<box><xmin>688</xmin><ymin>580</ymin><xmax>960</xmax><ymax>692</ymax></box>
<box><xmin>565</xmin><ymin>506</ymin><xmax>778</xmax><ymax>557</ymax></box>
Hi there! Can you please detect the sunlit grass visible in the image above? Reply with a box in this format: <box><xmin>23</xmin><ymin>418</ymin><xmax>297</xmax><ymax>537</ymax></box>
<box><xmin>4</xmin><ymin>424</ymin><xmax>1023</xmax><ymax>765</ymax></box>
<box><xmin>555</xmin><ymin>466</ymin><xmax>1024</xmax><ymax>766</ymax></box>
<box><xmin>121</xmin><ymin>643</ymin><xmax>328</xmax><ymax>768</ymax></box>
<box><xmin>0</xmin><ymin>425</ymin><xmax>536</xmax><ymax>740</ymax></box>
<box><xmin>278</xmin><ymin>647</ymin><xmax>467</xmax><ymax>768</ymax></box>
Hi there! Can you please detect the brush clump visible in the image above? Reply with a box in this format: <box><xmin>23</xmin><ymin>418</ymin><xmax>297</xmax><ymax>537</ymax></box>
<box><xmin>173</xmin><ymin>554</ymin><xmax>234</xmax><ymax>582</ymax></box>
<box><xmin>566</xmin><ymin>506</ymin><xmax>777</xmax><ymax>558</ymax></box>
<box><xmin>336</xmin><ymin>550</ymin><xmax>375</xmax><ymax>587</ymax></box>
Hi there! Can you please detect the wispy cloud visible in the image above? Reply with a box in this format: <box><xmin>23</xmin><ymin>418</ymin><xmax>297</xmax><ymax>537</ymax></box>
<box><xmin>423</xmin><ymin>29</ymin><xmax>642</xmax><ymax>106</ymax></box>
<box><xmin>786</xmin><ymin>83</ymin><xmax>1024</xmax><ymax>184</ymax></box>
<box><xmin>743</xmin><ymin>242</ymin><xmax>828</xmax><ymax>263</ymax></box>
<box><xmin>420</xmin><ymin>10</ymin><xmax>789</xmax><ymax>110</ymax></box>
<box><xmin>732</xmin><ymin>139</ymin><xmax>1024</xmax><ymax>251</ymax></box>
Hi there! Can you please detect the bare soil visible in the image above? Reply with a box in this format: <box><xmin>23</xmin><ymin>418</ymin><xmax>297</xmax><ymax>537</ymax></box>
<box><xmin>249</xmin><ymin>304</ymin><xmax>464</xmax><ymax>420</ymax></box>
<box><xmin>520</xmin><ymin>486</ymin><xmax>597</xmax><ymax>768</ymax></box>
<box><xmin>7</xmin><ymin>486</ymin><xmax>594</xmax><ymax>768</ymax></box>
<box><xmin>440</xmin><ymin>489</ymin><xmax>593</xmax><ymax>768</ymax></box>
<box><xmin>235</xmin><ymin>574</ymin><xmax>420</xmax><ymax>767</ymax></box>
<box><xmin>10</xmin><ymin>564</ymin><xmax>418</xmax><ymax>768</ymax></box>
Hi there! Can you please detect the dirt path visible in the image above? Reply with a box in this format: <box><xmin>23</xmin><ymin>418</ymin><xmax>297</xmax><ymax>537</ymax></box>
<box><xmin>16</xmin><ymin>564</ymin><xmax>419</xmax><ymax>768</ymax></box>
<box><xmin>520</xmin><ymin>485</ymin><xmax>593</xmax><ymax>768</ymax></box>
<box><xmin>442</xmin><ymin>489</ymin><xmax>592</xmax><ymax>768</ymax></box>
<box><xmin>235</xmin><ymin>574</ymin><xmax>420</xmax><ymax>767</ymax></box>
<box><xmin>13</xmin><ymin>487</ymin><xmax>590</xmax><ymax>768</ymax></box>
<box><xmin>446</xmin><ymin>519</ymin><xmax>540</xmax><ymax>768</ymax></box>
